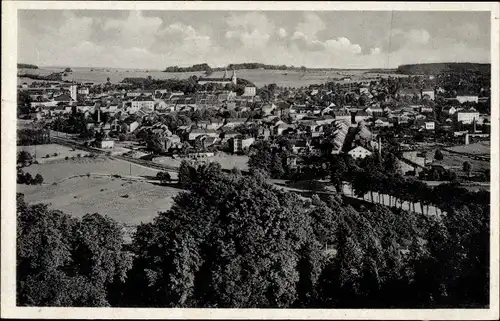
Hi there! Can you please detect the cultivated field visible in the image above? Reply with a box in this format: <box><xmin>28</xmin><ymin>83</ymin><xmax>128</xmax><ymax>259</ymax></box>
<box><xmin>19</xmin><ymin>67</ymin><xmax>406</xmax><ymax>87</ymax></box>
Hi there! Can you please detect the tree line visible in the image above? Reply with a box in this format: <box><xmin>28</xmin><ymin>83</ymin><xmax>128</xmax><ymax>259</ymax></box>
<box><xmin>17</xmin><ymin>161</ymin><xmax>489</xmax><ymax>308</ymax></box>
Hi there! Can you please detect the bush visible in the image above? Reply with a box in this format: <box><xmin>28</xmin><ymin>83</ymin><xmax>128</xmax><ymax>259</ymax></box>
<box><xmin>45</xmin><ymin>154</ymin><xmax>50</xmax><ymax>158</ymax></box>
<box><xmin>65</xmin><ymin>156</ymin><xmax>69</xmax><ymax>161</ymax></box>
<box><xmin>33</xmin><ymin>173</ymin><xmax>44</xmax><ymax>185</ymax></box>
<box><xmin>53</xmin><ymin>152</ymin><xmax>58</xmax><ymax>157</ymax></box>
<box><xmin>77</xmin><ymin>154</ymin><xmax>82</xmax><ymax>158</ymax></box>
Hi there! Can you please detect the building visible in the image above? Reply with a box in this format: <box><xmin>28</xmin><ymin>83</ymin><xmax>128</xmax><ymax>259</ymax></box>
<box><xmin>243</xmin><ymin>86</ymin><xmax>256</xmax><ymax>97</ymax></box>
<box><xmin>131</xmin><ymin>96</ymin><xmax>155</xmax><ymax>112</ymax></box>
<box><xmin>198</xmin><ymin>69</ymin><xmax>237</xmax><ymax>86</ymax></box>
<box><xmin>421</xmin><ymin>88</ymin><xmax>435</xmax><ymax>100</ymax></box>
<box><xmin>456</xmin><ymin>95</ymin><xmax>479</xmax><ymax>104</ymax></box>
<box><xmin>422</xmin><ymin>121</ymin><xmax>435</xmax><ymax>130</ymax></box>
<box><xmin>69</xmin><ymin>84</ymin><xmax>78</xmax><ymax>102</ymax></box>
<box><xmin>348</xmin><ymin>146</ymin><xmax>373</xmax><ymax>159</ymax></box>
<box><xmin>77</xmin><ymin>87</ymin><xmax>90</xmax><ymax>95</ymax></box>
<box><xmin>230</xmin><ymin>137</ymin><xmax>255</xmax><ymax>153</ymax></box>
<box><xmin>456</xmin><ymin>110</ymin><xmax>480</xmax><ymax>124</ymax></box>
<box><xmin>98</xmin><ymin>139</ymin><xmax>114</xmax><ymax>149</ymax></box>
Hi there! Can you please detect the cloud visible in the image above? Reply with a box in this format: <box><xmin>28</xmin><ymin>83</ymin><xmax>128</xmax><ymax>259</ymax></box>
<box><xmin>278</xmin><ymin>28</ymin><xmax>287</xmax><ymax>38</ymax></box>
<box><xmin>18</xmin><ymin>10</ymin><xmax>490</xmax><ymax>70</ymax></box>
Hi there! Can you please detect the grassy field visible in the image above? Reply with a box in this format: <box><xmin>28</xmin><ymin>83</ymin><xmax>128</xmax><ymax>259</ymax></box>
<box><xmin>154</xmin><ymin>153</ymin><xmax>249</xmax><ymax>171</ymax></box>
<box><xmin>445</xmin><ymin>141</ymin><xmax>490</xmax><ymax>156</ymax></box>
<box><xmin>17</xmin><ymin>144</ymin><xmax>91</xmax><ymax>163</ymax></box>
<box><xmin>19</xmin><ymin>67</ymin><xmax>405</xmax><ymax>88</ymax></box>
<box><xmin>21</xmin><ymin>156</ymin><xmax>178</xmax><ymax>183</ymax></box>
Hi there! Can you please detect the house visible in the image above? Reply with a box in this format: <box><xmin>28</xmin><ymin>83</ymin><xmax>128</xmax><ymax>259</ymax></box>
<box><xmin>456</xmin><ymin>95</ymin><xmax>478</xmax><ymax>104</ymax></box>
<box><xmin>364</xmin><ymin>106</ymin><xmax>384</xmax><ymax>117</ymax></box>
<box><xmin>348</xmin><ymin>146</ymin><xmax>373</xmax><ymax>159</ymax></box>
<box><xmin>131</xmin><ymin>96</ymin><xmax>155</xmax><ymax>112</ymax></box>
<box><xmin>420</xmin><ymin>105</ymin><xmax>434</xmax><ymax>113</ymax></box>
<box><xmin>123</xmin><ymin>119</ymin><xmax>140</xmax><ymax>133</ymax></box>
<box><xmin>332</xmin><ymin>111</ymin><xmax>351</xmax><ymax>123</ymax></box>
<box><xmin>78</xmin><ymin>87</ymin><xmax>90</xmax><ymax>95</ymax></box>
<box><xmin>374</xmin><ymin>118</ymin><xmax>392</xmax><ymax>127</ymax></box>
<box><xmin>456</xmin><ymin>110</ymin><xmax>480</xmax><ymax>124</ymax></box>
<box><xmin>243</xmin><ymin>86</ymin><xmax>256</xmax><ymax>97</ymax></box>
<box><xmin>421</xmin><ymin>89</ymin><xmax>435</xmax><ymax>100</ymax></box>
<box><xmin>53</xmin><ymin>94</ymin><xmax>74</xmax><ymax>104</ymax></box>
<box><xmin>292</xmin><ymin>140</ymin><xmax>311</xmax><ymax>154</ymax></box>
<box><xmin>230</xmin><ymin>137</ymin><xmax>255</xmax><ymax>153</ymax></box>
<box><xmin>398</xmin><ymin>88</ymin><xmax>421</xmax><ymax>99</ymax></box>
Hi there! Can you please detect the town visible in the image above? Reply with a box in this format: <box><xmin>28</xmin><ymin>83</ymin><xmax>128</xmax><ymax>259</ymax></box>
<box><xmin>12</xmin><ymin>7</ymin><xmax>493</xmax><ymax>312</ymax></box>
<box><xmin>18</xmin><ymin>63</ymin><xmax>490</xmax><ymax>189</ymax></box>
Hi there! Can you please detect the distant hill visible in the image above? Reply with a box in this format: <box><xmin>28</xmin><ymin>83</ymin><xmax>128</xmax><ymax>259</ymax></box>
<box><xmin>396</xmin><ymin>63</ymin><xmax>490</xmax><ymax>75</ymax></box>
<box><xmin>18</xmin><ymin>63</ymin><xmax>38</xmax><ymax>69</ymax></box>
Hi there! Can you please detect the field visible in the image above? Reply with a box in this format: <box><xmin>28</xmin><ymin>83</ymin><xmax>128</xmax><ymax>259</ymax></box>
<box><xmin>18</xmin><ymin>156</ymin><xmax>183</xmax><ymax>242</ymax></box>
<box><xmin>18</xmin><ymin>67</ymin><xmax>406</xmax><ymax>88</ymax></box>
<box><xmin>21</xmin><ymin>156</ymin><xmax>178</xmax><ymax>183</ymax></box>
<box><xmin>17</xmin><ymin>144</ymin><xmax>90</xmax><ymax>163</ymax></box>
<box><xmin>445</xmin><ymin>141</ymin><xmax>490</xmax><ymax>156</ymax></box>
<box><xmin>154</xmin><ymin>153</ymin><xmax>249</xmax><ymax>171</ymax></box>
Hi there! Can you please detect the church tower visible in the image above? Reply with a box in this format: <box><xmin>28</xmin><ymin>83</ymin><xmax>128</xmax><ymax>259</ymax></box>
<box><xmin>231</xmin><ymin>69</ymin><xmax>237</xmax><ymax>85</ymax></box>
<box><xmin>223</xmin><ymin>68</ymin><xmax>228</xmax><ymax>79</ymax></box>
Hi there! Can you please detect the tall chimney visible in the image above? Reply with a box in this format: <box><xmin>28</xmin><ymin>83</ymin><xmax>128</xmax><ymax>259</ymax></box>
<box><xmin>97</xmin><ymin>107</ymin><xmax>101</xmax><ymax>123</ymax></box>
<box><xmin>378</xmin><ymin>136</ymin><xmax>382</xmax><ymax>155</ymax></box>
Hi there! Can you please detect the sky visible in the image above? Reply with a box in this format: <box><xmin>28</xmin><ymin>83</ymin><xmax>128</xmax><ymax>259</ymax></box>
<box><xmin>18</xmin><ymin>10</ymin><xmax>491</xmax><ymax>69</ymax></box>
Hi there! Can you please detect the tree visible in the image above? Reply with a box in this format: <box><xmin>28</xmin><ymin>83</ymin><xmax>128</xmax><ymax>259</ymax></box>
<box><xmin>126</xmin><ymin>171</ymin><xmax>313</xmax><ymax>308</ymax></box>
<box><xmin>463</xmin><ymin>161</ymin><xmax>472</xmax><ymax>177</ymax></box>
<box><xmin>434</xmin><ymin>149</ymin><xmax>444</xmax><ymax>161</ymax></box>
<box><xmin>17</xmin><ymin>195</ymin><xmax>131</xmax><ymax>306</ymax></box>
<box><xmin>33</xmin><ymin>173</ymin><xmax>44</xmax><ymax>185</ymax></box>
<box><xmin>156</xmin><ymin>171</ymin><xmax>171</xmax><ymax>184</ymax></box>
<box><xmin>17</xmin><ymin>151</ymin><xmax>33</xmax><ymax>168</ymax></box>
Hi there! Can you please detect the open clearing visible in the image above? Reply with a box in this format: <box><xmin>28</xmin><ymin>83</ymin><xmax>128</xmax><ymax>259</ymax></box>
<box><xmin>19</xmin><ymin>67</ymin><xmax>405</xmax><ymax>88</ymax></box>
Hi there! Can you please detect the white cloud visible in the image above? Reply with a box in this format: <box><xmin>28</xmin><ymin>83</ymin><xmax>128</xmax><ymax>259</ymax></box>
<box><xmin>278</xmin><ymin>28</ymin><xmax>287</xmax><ymax>38</ymax></box>
<box><xmin>370</xmin><ymin>47</ymin><xmax>381</xmax><ymax>55</ymax></box>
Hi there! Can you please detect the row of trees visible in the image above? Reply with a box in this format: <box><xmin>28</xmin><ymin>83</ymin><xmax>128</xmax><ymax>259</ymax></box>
<box><xmin>17</xmin><ymin>161</ymin><xmax>490</xmax><ymax>307</ymax></box>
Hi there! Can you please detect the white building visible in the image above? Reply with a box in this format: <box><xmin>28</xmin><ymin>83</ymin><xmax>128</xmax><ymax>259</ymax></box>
<box><xmin>69</xmin><ymin>85</ymin><xmax>78</xmax><ymax>102</ymax></box>
<box><xmin>424</xmin><ymin>121</ymin><xmax>435</xmax><ymax>130</ymax></box>
<box><xmin>98</xmin><ymin>139</ymin><xmax>115</xmax><ymax>149</ymax></box>
<box><xmin>131</xmin><ymin>97</ymin><xmax>155</xmax><ymax>112</ymax></box>
<box><xmin>230</xmin><ymin>137</ymin><xmax>255</xmax><ymax>153</ymax></box>
<box><xmin>77</xmin><ymin>87</ymin><xmax>90</xmax><ymax>95</ymax></box>
<box><xmin>243</xmin><ymin>86</ymin><xmax>256</xmax><ymax>97</ymax></box>
<box><xmin>348</xmin><ymin>146</ymin><xmax>373</xmax><ymax>159</ymax></box>
<box><xmin>456</xmin><ymin>95</ymin><xmax>479</xmax><ymax>104</ymax></box>
<box><xmin>421</xmin><ymin>89</ymin><xmax>435</xmax><ymax>100</ymax></box>
<box><xmin>456</xmin><ymin>111</ymin><xmax>480</xmax><ymax>124</ymax></box>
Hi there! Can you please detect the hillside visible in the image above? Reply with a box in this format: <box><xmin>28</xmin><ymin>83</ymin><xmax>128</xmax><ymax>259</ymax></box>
<box><xmin>396</xmin><ymin>63</ymin><xmax>490</xmax><ymax>75</ymax></box>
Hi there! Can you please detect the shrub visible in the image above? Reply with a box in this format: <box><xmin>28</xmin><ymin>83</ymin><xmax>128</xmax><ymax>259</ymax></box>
<box><xmin>45</xmin><ymin>154</ymin><xmax>50</xmax><ymax>158</ymax></box>
<box><xmin>53</xmin><ymin>152</ymin><xmax>58</xmax><ymax>157</ymax></box>
<box><xmin>33</xmin><ymin>173</ymin><xmax>44</xmax><ymax>185</ymax></box>
<box><xmin>77</xmin><ymin>153</ymin><xmax>82</xmax><ymax>158</ymax></box>
<box><xmin>65</xmin><ymin>156</ymin><xmax>69</xmax><ymax>161</ymax></box>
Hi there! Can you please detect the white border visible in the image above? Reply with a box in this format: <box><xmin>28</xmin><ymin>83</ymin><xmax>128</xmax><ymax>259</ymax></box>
<box><xmin>2</xmin><ymin>2</ymin><xmax>499</xmax><ymax>319</ymax></box>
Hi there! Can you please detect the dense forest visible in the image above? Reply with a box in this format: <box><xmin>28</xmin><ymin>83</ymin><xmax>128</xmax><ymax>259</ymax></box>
<box><xmin>163</xmin><ymin>63</ymin><xmax>212</xmax><ymax>73</ymax></box>
<box><xmin>18</xmin><ymin>63</ymin><xmax>39</xmax><ymax>69</ymax></box>
<box><xmin>396</xmin><ymin>63</ymin><xmax>491</xmax><ymax>75</ymax></box>
<box><xmin>163</xmin><ymin>63</ymin><xmax>307</xmax><ymax>72</ymax></box>
<box><xmin>17</xmin><ymin>161</ymin><xmax>489</xmax><ymax>308</ymax></box>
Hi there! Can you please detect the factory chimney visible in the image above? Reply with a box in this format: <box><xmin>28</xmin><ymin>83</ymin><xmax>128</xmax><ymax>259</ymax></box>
<box><xmin>378</xmin><ymin>136</ymin><xmax>382</xmax><ymax>155</ymax></box>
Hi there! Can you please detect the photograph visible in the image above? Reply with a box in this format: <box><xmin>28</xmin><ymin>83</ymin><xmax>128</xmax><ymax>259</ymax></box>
<box><xmin>2</xmin><ymin>1</ymin><xmax>499</xmax><ymax>319</ymax></box>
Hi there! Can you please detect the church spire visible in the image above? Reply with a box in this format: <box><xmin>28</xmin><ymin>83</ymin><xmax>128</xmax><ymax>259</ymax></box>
<box><xmin>231</xmin><ymin>69</ymin><xmax>237</xmax><ymax>85</ymax></box>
